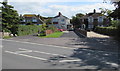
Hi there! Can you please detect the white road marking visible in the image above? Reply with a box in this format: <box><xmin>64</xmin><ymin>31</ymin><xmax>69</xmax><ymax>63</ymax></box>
<box><xmin>19</xmin><ymin>48</ymin><xmax>67</xmax><ymax>57</ymax></box>
<box><xmin>19</xmin><ymin>48</ymin><xmax>31</xmax><ymax>51</ymax></box>
<box><xmin>3</xmin><ymin>39</ymin><xmax>75</xmax><ymax>49</ymax></box>
<box><xmin>15</xmin><ymin>50</ymin><xmax>33</xmax><ymax>53</ymax></box>
<box><xmin>5</xmin><ymin>50</ymin><xmax>47</xmax><ymax>61</ymax></box>
<box><xmin>59</xmin><ymin>59</ymin><xmax>82</xmax><ymax>63</ymax></box>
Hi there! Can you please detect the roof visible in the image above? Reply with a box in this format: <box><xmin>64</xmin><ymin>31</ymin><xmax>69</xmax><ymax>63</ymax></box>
<box><xmin>23</xmin><ymin>14</ymin><xmax>36</xmax><ymax>17</ymax></box>
<box><xmin>21</xmin><ymin>14</ymin><xmax>44</xmax><ymax>23</ymax></box>
<box><xmin>80</xmin><ymin>10</ymin><xmax>105</xmax><ymax>19</ymax></box>
<box><xmin>53</xmin><ymin>12</ymin><xmax>69</xmax><ymax>19</ymax></box>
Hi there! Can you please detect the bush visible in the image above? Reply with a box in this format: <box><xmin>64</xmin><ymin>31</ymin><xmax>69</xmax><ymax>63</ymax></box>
<box><xmin>3</xmin><ymin>28</ymin><xmax>11</xmax><ymax>32</ymax></box>
<box><xmin>111</xmin><ymin>20</ymin><xmax>120</xmax><ymax>27</ymax></box>
<box><xmin>39</xmin><ymin>24</ymin><xmax>47</xmax><ymax>36</ymax></box>
<box><xmin>117</xmin><ymin>24</ymin><xmax>120</xmax><ymax>36</ymax></box>
<box><xmin>111</xmin><ymin>20</ymin><xmax>120</xmax><ymax>37</ymax></box>
<box><xmin>47</xmin><ymin>25</ymin><xmax>58</xmax><ymax>32</ymax></box>
<box><xmin>17</xmin><ymin>25</ymin><xmax>42</xmax><ymax>36</ymax></box>
<box><xmin>0</xmin><ymin>25</ymin><xmax>2</xmax><ymax>32</ymax></box>
<box><xmin>94</xmin><ymin>26</ymin><xmax>117</xmax><ymax>36</ymax></box>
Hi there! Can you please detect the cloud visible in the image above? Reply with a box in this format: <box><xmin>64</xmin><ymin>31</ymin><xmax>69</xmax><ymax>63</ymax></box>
<box><xmin>1</xmin><ymin>0</ymin><xmax>103</xmax><ymax>2</ymax></box>
<box><xmin>48</xmin><ymin>3</ymin><xmax>115</xmax><ymax>18</ymax></box>
<box><xmin>8</xmin><ymin>2</ymin><xmax>115</xmax><ymax>18</ymax></box>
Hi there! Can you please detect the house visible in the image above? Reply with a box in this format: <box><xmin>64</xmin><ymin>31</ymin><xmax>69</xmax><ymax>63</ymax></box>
<box><xmin>80</xmin><ymin>9</ymin><xmax>110</xmax><ymax>30</ymax></box>
<box><xmin>20</xmin><ymin>14</ymin><xmax>44</xmax><ymax>25</ymax></box>
<box><xmin>51</xmin><ymin>12</ymin><xmax>72</xmax><ymax>30</ymax></box>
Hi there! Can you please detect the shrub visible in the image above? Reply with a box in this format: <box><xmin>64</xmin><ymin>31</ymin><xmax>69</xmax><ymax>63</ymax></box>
<box><xmin>117</xmin><ymin>24</ymin><xmax>120</xmax><ymax>36</ymax></box>
<box><xmin>94</xmin><ymin>26</ymin><xmax>117</xmax><ymax>36</ymax></box>
<box><xmin>111</xmin><ymin>20</ymin><xmax>120</xmax><ymax>37</ymax></box>
<box><xmin>17</xmin><ymin>25</ymin><xmax>42</xmax><ymax>36</ymax></box>
<box><xmin>40</xmin><ymin>23</ymin><xmax>47</xmax><ymax>36</ymax></box>
<box><xmin>47</xmin><ymin>25</ymin><xmax>58</xmax><ymax>32</ymax></box>
<box><xmin>111</xmin><ymin>20</ymin><xmax>120</xmax><ymax>27</ymax></box>
<box><xmin>3</xmin><ymin>28</ymin><xmax>11</xmax><ymax>32</ymax></box>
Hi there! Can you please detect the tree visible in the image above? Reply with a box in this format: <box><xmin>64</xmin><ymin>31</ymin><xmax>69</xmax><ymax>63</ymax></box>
<box><xmin>45</xmin><ymin>19</ymin><xmax>51</xmax><ymax>25</ymax></box>
<box><xmin>110</xmin><ymin>0</ymin><xmax>120</xmax><ymax>36</ymax></box>
<box><xmin>110</xmin><ymin>0</ymin><xmax>120</xmax><ymax>7</ymax></box>
<box><xmin>76</xmin><ymin>13</ymin><xmax>84</xmax><ymax>18</ymax></box>
<box><xmin>99</xmin><ymin>8</ymin><xmax>112</xmax><ymax>16</ymax></box>
<box><xmin>37</xmin><ymin>14</ymin><xmax>44</xmax><ymax>21</ymax></box>
<box><xmin>109</xmin><ymin>0</ymin><xmax>120</xmax><ymax>19</ymax></box>
<box><xmin>0</xmin><ymin>1</ymin><xmax>20</xmax><ymax>36</ymax></box>
<box><xmin>71</xmin><ymin>13</ymin><xmax>84</xmax><ymax>28</ymax></box>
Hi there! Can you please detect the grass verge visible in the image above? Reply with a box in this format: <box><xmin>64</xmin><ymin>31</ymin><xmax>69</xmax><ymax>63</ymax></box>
<box><xmin>3</xmin><ymin>36</ymin><xmax>11</xmax><ymax>39</ymax></box>
<box><xmin>39</xmin><ymin>32</ymin><xmax>64</xmax><ymax>38</ymax></box>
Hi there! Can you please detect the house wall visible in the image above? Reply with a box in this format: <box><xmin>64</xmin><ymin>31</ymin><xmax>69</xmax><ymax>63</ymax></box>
<box><xmin>52</xmin><ymin>15</ymin><xmax>70</xmax><ymax>30</ymax></box>
<box><xmin>21</xmin><ymin>16</ymin><xmax>43</xmax><ymax>25</ymax></box>
<box><xmin>80</xmin><ymin>16</ymin><xmax>108</xmax><ymax>30</ymax></box>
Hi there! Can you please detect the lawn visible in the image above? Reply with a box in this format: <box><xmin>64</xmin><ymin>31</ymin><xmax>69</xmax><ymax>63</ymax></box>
<box><xmin>3</xmin><ymin>36</ymin><xmax>11</xmax><ymax>39</ymax></box>
<box><xmin>39</xmin><ymin>32</ymin><xmax>64</xmax><ymax>38</ymax></box>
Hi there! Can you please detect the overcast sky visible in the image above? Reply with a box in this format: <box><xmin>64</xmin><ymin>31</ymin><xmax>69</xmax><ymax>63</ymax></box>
<box><xmin>0</xmin><ymin>0</ymin><xmax>116</xmax><ymax>18</ymax></box>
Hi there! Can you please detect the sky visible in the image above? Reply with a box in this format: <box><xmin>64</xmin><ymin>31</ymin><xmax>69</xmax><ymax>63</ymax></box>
<box><xmin>0</xmin><ymin>0</ymin><xmax>116</xmax><ymax>18</ymax></box>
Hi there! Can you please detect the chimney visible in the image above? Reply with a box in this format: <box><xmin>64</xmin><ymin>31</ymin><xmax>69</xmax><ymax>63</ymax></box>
<box><xmin>58</xmin><ymin>12</ymin><xmax>62</xmax><ymax>16</ymax></box>
<box><xmin>94</xmin><ymin>9</ymin><xmax>96</xmax><ymax>13</ymax></box>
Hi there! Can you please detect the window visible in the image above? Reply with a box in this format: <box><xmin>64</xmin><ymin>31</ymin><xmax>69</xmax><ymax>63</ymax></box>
<box><xmin>89</xmin><ymin>17</ymin><xmax>93</xmax><ymax>22</ymax></box>
<box><xmin>98</xmin><ymin>17</ymin><xmax>103</xmax><ymax>22</ymax></box>
<box><xmin>32</xmin><ymin>18</ymin><xmax>37</xmax><ymax>22</ymax></box>
<box><xmin>61</xmin><ymin>19</ymin><xmax>65</xmax><ymax>22</ymax></box>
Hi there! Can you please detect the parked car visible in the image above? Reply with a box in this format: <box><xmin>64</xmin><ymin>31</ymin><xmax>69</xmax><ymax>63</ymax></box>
<box><xmin>68</xmin><ymin>28</ymin><xmax>74</xmax><ymax>31</ymax></box>
<box><xmin>57</xmin><ymin>29</ymin><xmax>64</xmax><ymax>32</ymax></box>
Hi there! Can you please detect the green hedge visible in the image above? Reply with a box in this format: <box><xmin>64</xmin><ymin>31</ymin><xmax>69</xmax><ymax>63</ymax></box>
<box><xmin>94</xmin><ymin>26</ymin><xmax>117</xmax><ymax>36</ymax></box>
<box><xmin>17</xmin><ymin>25</ymin><xmax>42</xmax><ymax>36</ymax></box>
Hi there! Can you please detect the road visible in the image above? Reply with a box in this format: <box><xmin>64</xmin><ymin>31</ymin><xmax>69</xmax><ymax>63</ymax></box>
<box><xmin>2</xmin><ymin>39</ymin><xmax>119</xmax><ymax>69</ymax></box>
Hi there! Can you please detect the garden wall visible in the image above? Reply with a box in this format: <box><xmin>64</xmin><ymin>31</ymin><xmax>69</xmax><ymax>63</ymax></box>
<box><xmin>45</xmin><ymin>30</ymin><xmax>54</xmax><ymax>35</ymax></box>
<box><xmin>74</xmin><ymin>28</ymin><xmax>87</xmax><ymax>37</ymax></box>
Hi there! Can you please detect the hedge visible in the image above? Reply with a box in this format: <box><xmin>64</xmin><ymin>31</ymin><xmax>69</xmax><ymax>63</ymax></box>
<box><xmin>94</xmin><ymin>26</ymin><xmax>117</xmax><ymax>36</ymax></box>
<box><xmin>17</xmin><ymin>25</ymin><xmax>42</xmax><ymax>36</ymax></box>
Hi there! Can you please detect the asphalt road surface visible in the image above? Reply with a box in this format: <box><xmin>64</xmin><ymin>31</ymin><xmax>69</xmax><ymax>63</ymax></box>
<box><xmin>2</xmin><ymin>39</ymin><xmax>119</xmax><ymax>69</ymax></box>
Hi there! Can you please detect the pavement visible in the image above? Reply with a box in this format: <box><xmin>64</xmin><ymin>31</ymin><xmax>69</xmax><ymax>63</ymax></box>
<box><xmin>2</xmin><ymin>31</ymin><xmax>120</xmax><ymax>69</ymax></box>
<box><xmin>87</xmin><ymin>31</ymin><xmax>110</xmax><ymax>38</ymax></box>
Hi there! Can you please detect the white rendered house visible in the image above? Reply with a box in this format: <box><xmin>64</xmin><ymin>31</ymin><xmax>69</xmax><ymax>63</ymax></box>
<box><xmin>51</xmin><ymin>12</ymin><xmax>71</xmax><ymax>30</ymax></box>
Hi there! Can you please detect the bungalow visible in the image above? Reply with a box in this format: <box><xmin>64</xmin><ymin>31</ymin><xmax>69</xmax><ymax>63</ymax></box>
<box><xmin>80</xmin><ymin>9</ymin><xmax>110</xmax><ymax>30</ymax></box>
<box><xmin>51</xmin><ymin>12</ymin><xmax>72</xmax><ymax>30</ymax></box>
<box><xmin>20</xmin><ymin>14</ymin><xmax>44</xmax><ymax>25</ymax></box>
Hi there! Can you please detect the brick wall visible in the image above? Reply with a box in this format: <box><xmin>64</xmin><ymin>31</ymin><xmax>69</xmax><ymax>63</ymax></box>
<box><xmin>45</xmin><ymin>30</ymin><xmax>53</xmax><ymax>35</ymax></box>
